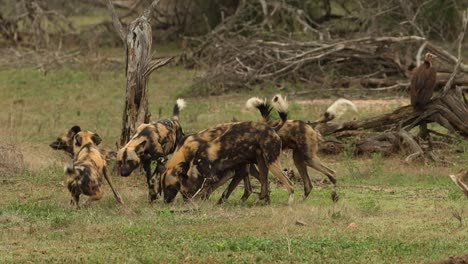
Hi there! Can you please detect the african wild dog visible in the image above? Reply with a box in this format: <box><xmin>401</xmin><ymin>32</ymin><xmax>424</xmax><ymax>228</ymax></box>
<box><xmin>191</xmin><ymin>97</ymin><xmax>289</xmax><ymax>204</ymax></box>
<box><xmin>50</xmin><ymin>125</ymin><xmax>116</xmax><ymax>161</ymax></box>
<box><xmin>116</xmin><ymin>99</ymin><xmax>186</xmax><ymax>202</ymax></box>
<box><xmin>246</xmin><ymin>95</ymin><xmax>338</xmax><ymax>201</ymax></box>
<box><xmin>160</xmin><ymin>116</ymin><xmax>295</xmax><ymax>205</ymax></box>
<box><xmin>64</xmin><ymin>130</ymin><xmax>124</xmax><ymax>208</ymax></box>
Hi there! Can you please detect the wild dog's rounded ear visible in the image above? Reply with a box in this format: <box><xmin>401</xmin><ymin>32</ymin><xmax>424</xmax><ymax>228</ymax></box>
<box><xmin>71</xmin><ymin>126</ymin><xmax>81</xmax><ymax>133</ymax></box>
<box><xmin>74</xmin><ymin>134</ymin><xmax>82</xmax><ymax>147</ymax></box>
<box><xmin>91</xmin><ymin>133</ymin><xmax>102</xmax><ymax>145</ymax></box>
<box><xmin>68</xmin><ymin>126</ymin><xmax>81</xmax><ymax>136</ymax></box>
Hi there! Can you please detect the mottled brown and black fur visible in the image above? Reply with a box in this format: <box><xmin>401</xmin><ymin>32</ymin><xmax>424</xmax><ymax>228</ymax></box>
<box><xmin>161</xmin><ymin>121</ymin><xmax>295</xmax><ymax>205</ymax></box>
<box><xmin>65</xmin><ymin>130</ymin><xmax>123</xmax><ymax>208</ymax></box>
<box><xmin>50</xmin><ymin>125</ymin><xmax>116</xmax><ymax>161</ymax></box>
<box><xmin>116</xmin><ymin>99</ymin><xmax>185</xmax><ymax>202</ymax></box>
<box><xmin>198</xmin><ymin>99</ymin><xmax>289</xmax><ymax>204</ymax></box>
<box><xmin>248</xmin><ymin>95</ymin><xmax>338</xmax><ymax>201</ymax></box>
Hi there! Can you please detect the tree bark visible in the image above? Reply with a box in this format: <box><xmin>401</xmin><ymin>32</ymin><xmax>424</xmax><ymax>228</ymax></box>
<box><xmin>107</xmin><ymin>0</ymin><xmax>172</xmax><ymax>146</ymax></box>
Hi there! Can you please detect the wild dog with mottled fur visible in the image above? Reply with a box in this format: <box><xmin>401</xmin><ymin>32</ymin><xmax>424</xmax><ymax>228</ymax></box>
<box><xmin>246</xmin><ymin>95</ymin><xmax>338</xmax><ymax>201</ymax></box>
<box><xmin>199</xmin><ymin>97</ymin><xmax>288</xmax><ymax>204</ymax></box>
<box><xmin>161</xmin><ymin>118</ymin><xmax>295</xmax><ymax>205</ymax></box>
<box><xmin>50</xmin><ymin>125</ymin><xmax>116</xmax><ymax>161</ymax></box>
<box><xmin>116</xmin><ymin>99</ymin><xmax>186</xmax><ymax>202</ymax></box>
<box><xmin>64</xmin><ymin>130</ymin><xmax>124</xmax><ymax>208</ymax></box>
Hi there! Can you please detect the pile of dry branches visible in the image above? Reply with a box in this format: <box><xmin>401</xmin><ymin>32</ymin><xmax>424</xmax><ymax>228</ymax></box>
<box><xmin>191</xmin><ymin>34</ymin><xmax>468</xmax><ymax>93</ymax></box>
<box><xmin>188</xmin><ymin>1</ymin><xmax>468</xmax><ymax>94</ymax></box>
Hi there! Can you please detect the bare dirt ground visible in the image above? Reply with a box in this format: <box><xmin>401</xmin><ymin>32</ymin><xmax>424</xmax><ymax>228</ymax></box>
<box><xmin>429</xmin><ymin>254</ymin><xmax>468</xmax><ymax>264</ymax></box>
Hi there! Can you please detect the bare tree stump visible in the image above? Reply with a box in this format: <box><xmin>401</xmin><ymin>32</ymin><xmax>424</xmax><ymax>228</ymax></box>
<box><xmin>107</xmin><ymin>0</ymin><xmax>173</xmax><ymax>146</ymax></box>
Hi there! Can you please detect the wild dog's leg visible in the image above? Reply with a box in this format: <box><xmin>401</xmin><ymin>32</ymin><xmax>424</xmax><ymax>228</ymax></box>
<box><xmin>153</xmin><ymin>160</ymin><xmax>166</xmax><ymax>197</ymax></box>
<box><xmin>84</xmin><ymin>188</ymin><xmax>103</xmax><ymax>207</ymax></box>
<box><xmin>307</xmin><ymin>157</ymin><xmax>338</xmax><ymax>202</ymax></box>
<box><xmin>218</xmin><ymin>165</ymin><xmax>249</xmax><ymax>204</ymax></box>
<box><xmin>292</xmin><ymin>151</ymin><xmax>313</xmax><ymax>199</ymax></box>
<box><xmin>242</xmin><ymin>164</ymin><xmax>260</xmax><ymax>201</ymax></box>
<box><xmin>203</xmin><ymin>172</ymin><xmax>233</xmax><ymax>200</ymax></box>
<box><xmin>240</xmin><ymin>170</ymin><xmax>253</xmax><ymax>202</ymax></box>
<box><xmin>71</xmin><ymin>194</ymin><xmax>80</xmax><ymax>209</ymax></box>
<box><xmin>256</xmin><ymin>157</ymin><xmax>271</xmax><ymax>204</ymax></box>
<box><xmin>267</xmin><ymin>159</ymin><xmax>295</xmax><ymax>205</ymax></box>
<box><xmin>103</xmin><ymin>167</ymin><xmax>124</xmax><ymax>205</ymax></box>
<box><xmin>143</xmin><ymin>160</ymin><xmax>158</xmax><ymax>202</ymax></box>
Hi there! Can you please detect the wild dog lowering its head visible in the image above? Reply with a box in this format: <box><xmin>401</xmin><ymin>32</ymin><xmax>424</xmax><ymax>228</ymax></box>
<box><xmin>192</xmin><ymin>98</ymin><xmax>288</xmax><ymax>204</ymax></box>
<box><xmin>64</xmin><ymin>130</ymin><xmax>124</xmax><ymax>208</ymax></box>
<box><xmin>247</xmin><ymin>95</ymin><xmax>338</xmax><ymax>202</ymax></box>
<box><xmin>117</xmin><ymin>99</ymin><xmax>186</xmax><ymax>202</ymax></box>
<box><xmin>161</xmin><ymin>118</ymin><xmax>295</xmax><ymax>205</ymax></box>
<box><xmin>50</xmin><ymin>125</ymin><xmax>116</xmax><ymax>161</ymax></box>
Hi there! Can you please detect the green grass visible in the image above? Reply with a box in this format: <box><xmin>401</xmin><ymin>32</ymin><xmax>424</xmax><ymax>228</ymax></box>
<box><xmin>0</xmin><ymin>47</ymin><xmax>467</xmax><ymax>263</ymax></box>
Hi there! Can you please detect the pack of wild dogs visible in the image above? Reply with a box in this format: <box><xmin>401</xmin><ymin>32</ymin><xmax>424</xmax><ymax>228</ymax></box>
<box><xmin>49</xmin><ymin>95</ymin><xmax>468</xmax><ymax>208</ymax></box>
<box><xmin>51</xmin><ymin>51</ymin><xmax>468</xmax><ymax>208</ymax></box>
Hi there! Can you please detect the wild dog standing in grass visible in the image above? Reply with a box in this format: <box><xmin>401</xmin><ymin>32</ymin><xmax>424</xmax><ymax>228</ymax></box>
<box><xmin>161</xmin><ymin>116</ymin><xmax>295</xmax><ymax>205</ymax></box>
<box><xmin>246</xmin><ymin>95</ymin><xmax>338</xmax><ymax>202</ymax></box>
<box><xmin>50</xmin><ymin>125</ymin><xmax>116</xmax><ymax>161</ymax></box>
<box><xmin>64</xmin><ymin>130</ymin><xmax>124</xmax><ymax>208</ymax></box>
<box><xmin>117</xmin><ymin>99</ymin><xmax>186</xmax><ymax>202</ymax></box>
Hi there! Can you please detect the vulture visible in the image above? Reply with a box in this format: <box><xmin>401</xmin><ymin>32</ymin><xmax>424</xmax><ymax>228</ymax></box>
<box><xmin>410</xmin><ymin>52</ymin><xmax>437</xmax><ymax>111</ymax></box>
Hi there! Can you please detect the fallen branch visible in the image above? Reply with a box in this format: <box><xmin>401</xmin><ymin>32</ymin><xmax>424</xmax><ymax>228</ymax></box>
<box><xmin>441</xmin><ymin>10</ymin><xmax>468</xmax><ymax>96</ymax></box>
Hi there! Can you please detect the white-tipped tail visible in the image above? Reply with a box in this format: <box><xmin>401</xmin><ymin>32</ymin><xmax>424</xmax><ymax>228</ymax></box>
<box><xmin>246</xmin><ymin>97</ymin><xmax>265</xmax><ymax>110</ymax></box>
<box><xmin>176</xmin><ymin>98</ymin><xmax>186</xmax><ymax>110</ymax></box>
<box><xmin>271</xmin><ymin>94</ymin><xmax>288</xmax><ymax>113</ymax></box>
<box><xmin>64</xmin><ymin>162</ymin><xmax>74</xmax><ymax>174</ymax></box>
<box><xmin>326</xmin><ymin>98</ymin><xmax>357</xmax><ymax>120</ymax></box>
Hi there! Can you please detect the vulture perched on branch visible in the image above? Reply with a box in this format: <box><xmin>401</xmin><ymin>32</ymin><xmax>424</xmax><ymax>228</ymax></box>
<box><xmin>409</xmin><ymin>52</ymin><xmax>437</xmax><ymax>139</ymax></box>
<box><xmin>410</xmin><ymin>52</ymin><xmax>437</xmax><ymax>111</ymax></box>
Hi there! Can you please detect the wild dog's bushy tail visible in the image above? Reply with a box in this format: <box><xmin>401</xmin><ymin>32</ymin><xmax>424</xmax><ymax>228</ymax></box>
<box><xmin>172</xmin><ymin>98</ymin><xmax>186</xmax><ymax>121</ymax></box>
<box><xmin>327</xmin><ymin>98</ymin><xmax>357</xmax><ymax>119</ymax></box>
<box><xmin>246</xmin><ymin>97</ymin><xmax>272</xmax><ymax>123</ymax></box>
<box><xmin>314</xmin><ymin>98</ymin><xmax>358</xmax><ymax>124</ymax></box>
<box><xmin>271</xmin><ymin>94</ymin><xmax>288</xmax><ymax>129</ymax></box>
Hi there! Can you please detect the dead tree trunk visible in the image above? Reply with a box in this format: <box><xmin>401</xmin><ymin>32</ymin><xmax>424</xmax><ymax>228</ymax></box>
<box><xmin>107</xmin><ymin>0</ymin><xmax>173</xmax><ymax>146</ymax></box>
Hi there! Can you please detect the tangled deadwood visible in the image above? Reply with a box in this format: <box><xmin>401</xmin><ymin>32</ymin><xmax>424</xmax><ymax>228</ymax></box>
<box><xmin>315</xmin><ymin>86</ymin><xmax>467</xmax><ymax>161</ymax></box>
<box><xmin>0</xmin><ymin>1</ymin><xmax>75</xmax><ymax>49</ymax></box>
<box><xmin>187</xmin><ymin>1</ymin><xmax>468</xmax><ymax>94</ymax></box>
<box><xmin>314</xmin><ymin>11</ymin><xmax>468</xmax><ymax>162</ymax></box>
<box><xmin>190</xmin><ymin>33</ymin><xmax>468</xmax><ymax>94</ymax></box>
